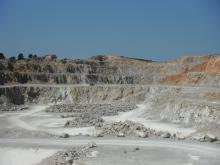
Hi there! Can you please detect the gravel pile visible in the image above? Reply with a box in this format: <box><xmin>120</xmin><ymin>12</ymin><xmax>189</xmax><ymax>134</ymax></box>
<box><xmin>95</xmin><ymin>120</ymin><xmax>175</xmax><ymax>139</ymax></box>
<box><xmin>65</xmin><ymin>113</ymin><xmax>104</xmax><ymax>127</ymax></box>
<box><xmin>96</xmin><ymin>120</ymin><xmax>148</xmax><ymax>136</ymax></box>
<box><xmin>46</xmin><ymin>103</ymin><xmax>137</xmax><ymax>114</ymax></box>
<box><xmin>38</xmin><ymin>142</ymin><xmax>97</xmax><ymax>165</ymax></box>
<box><xmin>96</xmin><ymin>120</ymin><xmax>220</xmax><ymax>142</ymax></box>
<box><xmin>46</xmin><ymin>103</ymin><xmax>137</xmax><ymax>128</ymax></box>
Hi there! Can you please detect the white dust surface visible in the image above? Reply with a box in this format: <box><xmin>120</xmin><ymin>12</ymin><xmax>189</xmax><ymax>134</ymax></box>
<box><xmin>103</xmin><ymin>104</ymin><xmax>196</xmax><ymax>136</ymax></box>
<box><xmin>9</xmin><ymin>105</ymin><xmax>95</xmax><ymax>136</ymax></box>
<box><xmin>0</xmin><ymin>147</ymin><xmax>57</xmax><ymax>165</ymax></box>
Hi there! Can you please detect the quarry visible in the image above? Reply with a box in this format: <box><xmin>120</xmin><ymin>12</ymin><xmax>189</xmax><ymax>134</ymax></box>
<box><xmin>0</xmin><ymin>54</ymin><xmax>220</xmax><ymax>165</ymax></box>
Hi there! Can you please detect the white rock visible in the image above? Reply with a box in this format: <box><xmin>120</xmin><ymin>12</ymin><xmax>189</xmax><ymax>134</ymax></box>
<box><xmin>86</xmin><ymin>150</ymin><xmax>99</xmax><ymax>158</ymax></box>
<box><xmin>136</xmin><ymin>131</ymin><xmax>148</xmax><ymax>138</ymax></box>
<box><xmin>73</xmin><ymin>161</ymin><xmax>87</xmax><ymax>165</ymax></box>
<box><xmin>199</xmin><ymin>135</ymin><xmax>217</xmax><ymax>142</ymax></box>
<box><xmin>176</xmin><ymin>133</ymin><xmax>186</xmax><ymax>140</ymax></box>
<box><xmin>161</xmin><ymin>132</ymin><xmax>171</xmax><ymax>138</ymax></box>
<box><xmin>177</xmin><ymin>135</ymin><xmax>186</xmax><ymax>140</ymax></box>
<box><xmin>88</xmin><ymin>141</ymin><xmax>97</xmax><ymax>148</ymax></box>
<box><xmin>117</xmin><ymin>132</ymin><xmax>125</xmax><ymax>137</ymax></box>
<box><xmin>65</xmin><ymin>156</ymin><xmax>73</xmax><ymax>163</ymax></box>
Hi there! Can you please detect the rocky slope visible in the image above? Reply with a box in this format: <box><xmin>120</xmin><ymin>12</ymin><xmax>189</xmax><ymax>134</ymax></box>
<box><xmin>0</xmin><ymin>54</ymin><xmax>219</xmax><ymax>141</ymax></box>
<box><xmin>0</xmin><ymin>85</ymin><xmax>147</xmax><ymax>106</ymax></box>
<box><xmin>161</xmin><ymin>55</ymin><xmax>220</xmax><ymax>86</ymax></box>
<box><xmin>0</xmin><ymin>54</ymin><xmax>219</xmax><ymax>86</ymax></box>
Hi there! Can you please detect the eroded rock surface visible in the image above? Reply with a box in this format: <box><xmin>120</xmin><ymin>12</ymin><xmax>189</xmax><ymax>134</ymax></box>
<box><xmin>0</xmin><ymin>55</ymin><xmax>219</xmax><ymax>86</ymax></box>
<box><xmin>0</xmin><ymin>55</ymin><xmax>220</xmax><ymax>142</ymax></box>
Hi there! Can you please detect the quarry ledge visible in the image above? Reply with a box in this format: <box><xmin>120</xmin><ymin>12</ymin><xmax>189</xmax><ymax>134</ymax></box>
<box><xmin>0</xmin><ymin>83</ymin><xmax>220</xmax><ymax>89</ymax></box>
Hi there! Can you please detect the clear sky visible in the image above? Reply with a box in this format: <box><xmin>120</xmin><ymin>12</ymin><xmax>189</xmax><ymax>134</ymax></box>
<box><xmin>0</xmin><ymin>0</ymin><xmax>219</xmax><ymax>61</ymax></box>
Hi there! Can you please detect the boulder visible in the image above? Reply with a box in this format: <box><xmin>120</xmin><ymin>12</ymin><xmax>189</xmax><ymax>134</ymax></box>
<box><xmin>133</xmin><ymin>147</ymin><xmax>140</xmax><ymax>152</ymax></box>
<box><xmin>65</xmin><ymin>156</ymin><xmax>73</xmax><ymax>163</ymax></box>
<box><xmin>176</xmin><ymin>134</ymin><xmax>186</xmax><ymax>140</ymax></box>
<box><xmin>117</xmin><ymin>132</ymin><xmax>125</xmax><ymax>137</ymax></box>
<box><xmin>199</xmin><ymin>135</ymin><xmax>217</xmax><ymax>142</ymax></box>
<box><xmin>59</xmin><ymin>133</ymin><xmax>69</xmax><ymax>138</ymax></box>
<box><xmin>161</xmin><ymin>132</ymin><xmax>171</xmax><ymax>138</ymax></box>
<box><xmin>88</xmin><ymin>141</ymin><xmax>97</xmax><ymax>148</ymax></box>
<box><xmin>136</xmin><ymin>131</ymin><xmax>148</xmax><ymax>138</ymax></box>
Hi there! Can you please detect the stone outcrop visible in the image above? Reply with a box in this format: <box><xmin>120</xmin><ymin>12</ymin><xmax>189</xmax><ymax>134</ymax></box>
<box><xmin>161</xmin><ymin>55</ymin><xmax>220</xmax><ymax>86</ymax></box>
<box><xmin>160</xmin><ymin>99</ymin><xmax>220</xmax><ymax>125</ymax></box>
<box><xmin>137</xmin><ymin>85</ymin><xmax>220</xmax><ymax>126</ymax></box>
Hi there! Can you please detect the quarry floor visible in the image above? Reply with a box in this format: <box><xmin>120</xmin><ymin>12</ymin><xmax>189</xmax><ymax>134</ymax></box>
<box><xmin>0</xmin><ymin>84</ymin><xmax>220</xmax><ymax>164</ymax></box>
<box><xmin>1</xmin><ymin>137</ymin><xmax>220</xmax><ymax>165</ymax></box>
<box><xmin>0</xmin><ymin>103</ymin><xmax>220</xmax><ymax>165</ymax></box>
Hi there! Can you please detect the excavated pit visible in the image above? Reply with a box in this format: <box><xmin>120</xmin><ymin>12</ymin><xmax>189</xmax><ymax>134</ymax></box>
<box><xmin>0</xmin><ymin>55</ymin><xmax>220</xmax><ymax>165</ymax></box>
<box><xmin>0</xmin><ymin>84</ymin><xmax>219</xmax><ymax>140</ymax></box>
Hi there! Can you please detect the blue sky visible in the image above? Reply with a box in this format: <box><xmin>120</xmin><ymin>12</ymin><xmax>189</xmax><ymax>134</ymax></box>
<box><xmin>0</xmin><ymin>0</ymin><xmax>219</xmax><ymax>61</ymax></box>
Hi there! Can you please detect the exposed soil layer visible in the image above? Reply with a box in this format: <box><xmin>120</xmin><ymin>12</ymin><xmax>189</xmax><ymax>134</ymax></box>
<box><xmin>161</xmin><ymin>56</ymin><xmax>220</xmax><ymax>85</ymax></box>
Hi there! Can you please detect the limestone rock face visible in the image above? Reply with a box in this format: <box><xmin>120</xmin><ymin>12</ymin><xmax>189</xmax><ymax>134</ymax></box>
<box><xmin>0</xmin><ymin>87</ymin><xmax>24</xmax><ymax>105</ymax></box>
<box><xmin>0</xmin><ymin>55</ymin><xmax>219</xmax><ymax>86</ymax></box>
<box><xmin>0</xmin><ymin>85</ymin><xmax>148</xmax><ymax>105</ymax></box>
<box><xmin>0</xmin><ymin>55</ymin><xmax>220</xmax><ymax>141</ymax></box>
<box><xmin>161</xmin><ymin>55</ymin><xmax>220</xmax><ymax>86</ymax></box>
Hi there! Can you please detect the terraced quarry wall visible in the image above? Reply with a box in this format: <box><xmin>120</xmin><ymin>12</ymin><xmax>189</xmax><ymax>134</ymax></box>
<box><xmin>0</xmin><ymin>55</ymin><xmax>219</xmax><ymax>127</ymax></box>
<box><xmin>140</xmin><ymin>86</ymin><xmax>220</xmax><ymax>125</ymax></box>
<box><xmin>0</xmin><ymin>64</ymin><xmax>220</xmax><ymax>146</ymax></box>
<box><xmin>0</xmin><ymin>85</ymin><xmax>148</xmax><ymax>105</ymax></box>
<box><xmin>0</xmin><ymin>55</ymin><xmax>219</xmax><ymax>86</ymax></box>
